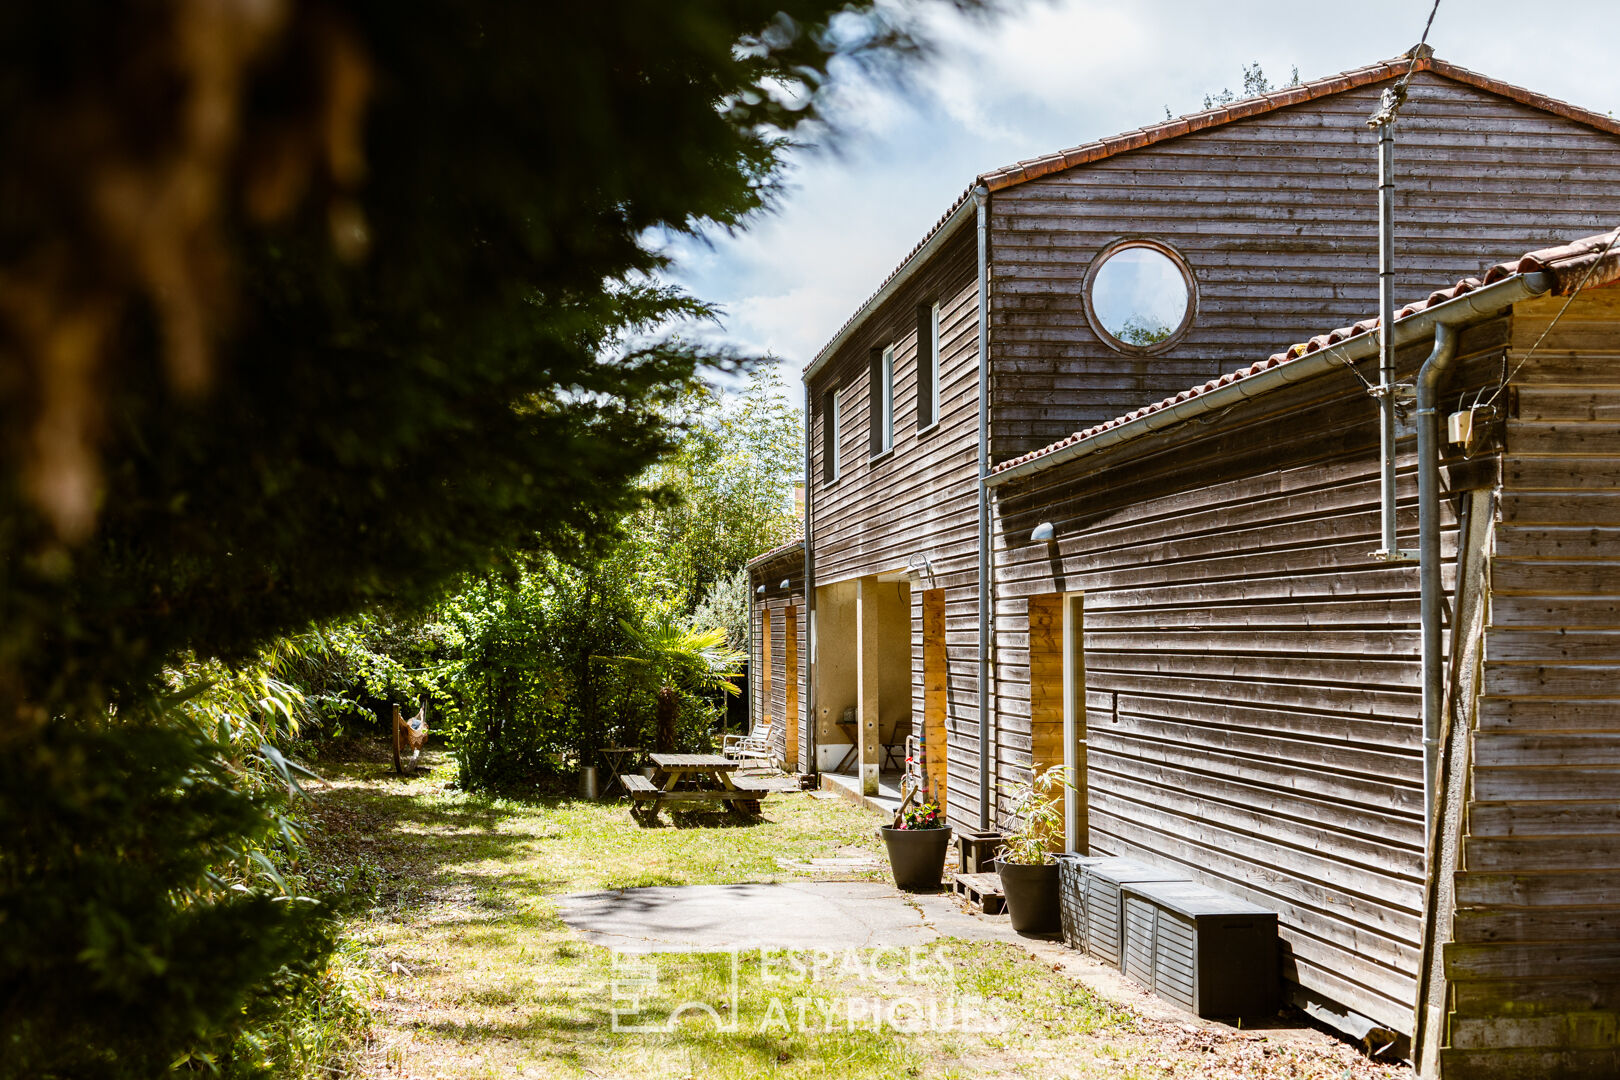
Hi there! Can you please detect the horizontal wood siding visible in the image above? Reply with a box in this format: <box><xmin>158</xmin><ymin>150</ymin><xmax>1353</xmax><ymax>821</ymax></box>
<box><xmin>807</xmin><ymin>227</ymin><xmax>988</xmax><ymax>829</ymax></box>
<box><xmin>749</xmin><ymin>548</ymin><xmax>805</xmax><ymax>769</ymax></box>
<box><xmin>1443</xmin><ymin>294</ymin><xmax>1620</xmax><ymax>1079</ymax></box>
<box><xmin>988</xmin><ymin>72</ymin><xmax>1620</xmax><ymax>463</ymax></box>
<box><xmin>991</xmin><ymin>323</ymin><xmax>1510</xmax><ymax>1036</ymax></box>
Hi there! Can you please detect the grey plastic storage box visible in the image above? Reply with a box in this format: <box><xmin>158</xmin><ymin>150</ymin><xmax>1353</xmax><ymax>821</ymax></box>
<box><xmin>1056</xmin><ymin>854</ymin><xmax>1104</xmax><ymax>952</ymax></box>
<box><xmin>1120</xmin><ymin>880</ymin><xmax>1279</xmax><ymax>1019</ymax></box>
<box><xmin>1079</xmin><ymin>858</ymin><xmax>1190</xmax><ymax>968</ymax></box>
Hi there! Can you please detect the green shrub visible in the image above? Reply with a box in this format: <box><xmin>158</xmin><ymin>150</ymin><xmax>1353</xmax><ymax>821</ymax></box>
<box><xmin>0</xmin><ymin>718</ymin><xmax>337</xmax><ymax>1079</ymax></box>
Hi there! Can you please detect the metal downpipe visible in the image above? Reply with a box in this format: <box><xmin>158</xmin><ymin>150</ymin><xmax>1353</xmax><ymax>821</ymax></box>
<box><xmin>1416</xmin><ymin>322</ymin><xmax>1458</xmax><ymax>845</ymax></box>
<box><xmin>974</xmin><ymin>184</ymin><xmax>991</xmax><ymax>831</ymax></box>
<box><xmin>802</xmin><ymin>378</ymin><xmax>816</xmax><ymax>777</ymax></box>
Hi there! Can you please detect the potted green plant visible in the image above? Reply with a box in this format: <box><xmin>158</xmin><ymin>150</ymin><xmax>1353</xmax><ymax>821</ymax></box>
<box><xmin>995</xmin><ymin>764</ymin><xmax>1066</xmax><ymax>934</ymax></box>
<box><xmin>879</xmin><ymin>801</ymin><xmax>952</xmax><ymax>891</ymax></box>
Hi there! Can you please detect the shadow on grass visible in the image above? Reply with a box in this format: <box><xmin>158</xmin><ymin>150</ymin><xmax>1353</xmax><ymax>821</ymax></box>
<box><xmin>300</xmin><ymin>740</ymin><xmax>787</xmax><ymax>915</ymax></box>
<box><xmin>632</xmin><ymin>809</ymin><xmax>768</xmax><ymax>830</ymax></box>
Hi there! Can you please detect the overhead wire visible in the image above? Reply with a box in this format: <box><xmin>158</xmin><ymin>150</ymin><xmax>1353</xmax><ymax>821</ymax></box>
<box><xmin>1476</xmin><ymin>226</ymin><xmax>1620</xmax><ymax>409</ymax></box>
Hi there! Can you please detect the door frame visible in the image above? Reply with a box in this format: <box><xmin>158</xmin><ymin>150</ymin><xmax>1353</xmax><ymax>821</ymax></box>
<box><xmin>1061</xmin><ymin>593</ymin><xmax>1087</xmax><ymax>853</ymax></box>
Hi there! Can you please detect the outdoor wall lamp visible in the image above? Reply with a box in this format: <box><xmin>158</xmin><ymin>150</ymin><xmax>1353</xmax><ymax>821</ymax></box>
<box><xmin>906</xmin><ymin>552</ymin><xmax>936</xmax><ymax>581</ymax></box>
<box><xmin>779</xmin><ymin>579</ymin><xmax>790</xmax><ymax>589</ymax></box>
<box><xmin>755</xmin><ymin>584</ymin><xmax>765</xmax><ymax>594</ymax></box>
<box><xmin>1030</xmin><ymin>521</ymin><xmax>1055</xmax><ymax>543</ymax></box>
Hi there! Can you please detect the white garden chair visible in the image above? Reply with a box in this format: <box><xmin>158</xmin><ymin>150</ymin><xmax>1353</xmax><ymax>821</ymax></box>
<box><xmin>723</xmin><ymin>719</ymin><xmax>774</xmax><ymax>764</ymax></box>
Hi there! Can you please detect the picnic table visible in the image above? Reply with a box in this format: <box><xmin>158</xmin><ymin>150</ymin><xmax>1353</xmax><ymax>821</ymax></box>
<box><xmin>620</xmin><ymin>752</ymin><xmax>772</xmax><ymax>823</ymax></box>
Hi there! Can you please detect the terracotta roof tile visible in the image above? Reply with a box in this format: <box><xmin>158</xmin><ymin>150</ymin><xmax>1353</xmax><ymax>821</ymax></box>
<box><xmin>989</xmin><ymin>227</ymin><xmax>1620</xmax><ymax>476</ymax></box>
<box><xmin>746</xmin><ymin>533</ymin><xmax>805</xmax><ymax>569</ymax></box>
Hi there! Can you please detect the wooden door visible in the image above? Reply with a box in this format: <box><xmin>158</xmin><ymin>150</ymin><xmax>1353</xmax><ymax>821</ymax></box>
<box><xmin>923</xmin><ymin>589</ymin><xmax>948</xmax><ymax>813</ymax></box>
<box><xmin>784</xmin><ymin>605</ymin><xmax>799</xmax><ymax>771</ymax></box>
<box><xmin>1029</xmin><ymin>592</ymin><xmax>1087</xmax><ymax>852</ymax></box>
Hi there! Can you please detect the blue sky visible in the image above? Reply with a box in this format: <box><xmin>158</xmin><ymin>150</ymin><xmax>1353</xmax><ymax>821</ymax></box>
<box><xmin>664</xmin><ymin>0</ymin><xmax>1620</xmax><ymax>384</ymax></box>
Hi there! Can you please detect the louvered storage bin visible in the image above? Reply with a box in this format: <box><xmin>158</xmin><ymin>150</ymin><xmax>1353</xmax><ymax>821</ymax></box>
<box><xmin>1056</xmin><ymin>854</ymin><xmax>1104</xmax><ymax>951</ymax></box>
<box><xmin>1120</xmin><ymin>880</ymin><xmax>1278</xmax><ymax>1019</ymax></box>
<box><xmin>1079</xmin><ymin>858</ymin><xmax>1190</xmax><ymax>968</ymax></box>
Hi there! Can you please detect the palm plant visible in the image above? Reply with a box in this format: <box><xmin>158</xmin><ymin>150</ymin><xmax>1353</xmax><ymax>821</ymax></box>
<box><xmin>616</xmin><ymin>617</ymin><xmax>744</xmax><ymax>752</ymax></box>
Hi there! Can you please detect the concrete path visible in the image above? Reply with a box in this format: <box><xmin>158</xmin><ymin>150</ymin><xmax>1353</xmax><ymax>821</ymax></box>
<box><xmin>558</xmin><ymin>877</ymin><xmax>1332</xmax><ymax>1046</ymax></box>
<box><xmin>558</xmin><ymin>880</ymin><xmax>934</xmax><ymax>953</ymax></box>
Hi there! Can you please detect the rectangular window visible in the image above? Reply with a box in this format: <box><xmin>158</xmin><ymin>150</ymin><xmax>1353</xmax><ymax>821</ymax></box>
<box><xmin>917</xmin><ymin>301</ymin><xmax>940</xmax><ymax>429</ymax></box>
<box><xmin>867</xmin><ymin>347</ymin><xmax>894</xmax><ymax>456</ymax></box>
<box><xmin>881</xmin><ymin>345</ymin><xmax>895</xmax><ymax>452</ymax></box>
<box><xmin>822</xmin><ymin>388</ymin><xmax>840</xmax><ymax>484</ymax></box>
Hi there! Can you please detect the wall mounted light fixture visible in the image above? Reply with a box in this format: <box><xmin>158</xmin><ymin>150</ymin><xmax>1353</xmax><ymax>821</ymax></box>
<box><xmin>1031</xmin><ymin>521</ymin><xmax>1055</xmax><ymax>543</ymax></box>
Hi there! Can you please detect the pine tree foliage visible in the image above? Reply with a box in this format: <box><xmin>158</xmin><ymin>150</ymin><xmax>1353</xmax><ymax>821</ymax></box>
<box><xmin>0</xmin><ymin>2</ymin><xmax>975</xmax><ymax>1072</ymax></box>
<box><xmin>0</xmin><ymin>1</ymin><xmax>963</xmax><ymax>727</ymax></box>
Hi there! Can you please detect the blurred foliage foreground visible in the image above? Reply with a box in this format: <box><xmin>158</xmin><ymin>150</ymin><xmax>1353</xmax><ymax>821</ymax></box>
<box><xmin>0</xmin><ymin>0</ymin><xmax>949</xmax><ymax>1072</ymax></box>
<box><xmin>0</xmin><ymin>366</ymin><xmax>801</xmax><ymax>1079</ymax></box>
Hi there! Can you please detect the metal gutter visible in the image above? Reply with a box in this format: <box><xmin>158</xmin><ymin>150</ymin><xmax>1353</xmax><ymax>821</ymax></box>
<box><xmin>804</xmin><ymin>197</ymin><xmax>976</xmax><ymax>385</ymax></box>
<box><xmin>974</xmin><ymin>185</ymin><xmax>993</xmax><ymax>831</ymax></box>
<box><xmin>985</xmin><ymin>270</ymin><xmax>1554</xmax><ymax>489</ymax></box>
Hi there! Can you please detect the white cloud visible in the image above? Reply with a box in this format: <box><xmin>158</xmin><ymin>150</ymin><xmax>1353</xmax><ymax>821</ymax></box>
<box><xmin>667</xmin><ymin>0</ymin><xmax>1620</xmax><ymax>380</ymax></box>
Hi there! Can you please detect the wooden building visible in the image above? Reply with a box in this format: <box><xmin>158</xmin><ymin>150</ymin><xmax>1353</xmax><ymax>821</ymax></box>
<box><xmin>753</xmin><ymin>51</ymin><xmax>1620</xmax><ymax>1074</ymax></box>
<box><xmin>988</xmin><ymin>233</ymin><xmax>1620</xmax><ymax>1077</ymax></box>
<box><xmin>746</xmin><ymin>537</ymin><xmax>807</xmax><ymax>771</ymax></box>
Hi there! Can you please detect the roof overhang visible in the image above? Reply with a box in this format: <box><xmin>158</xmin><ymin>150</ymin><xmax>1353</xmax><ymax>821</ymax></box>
<box><xmin>746</xmin><ymin>536</ymin><xmax>805</xmax><ymax>570</ymax></box>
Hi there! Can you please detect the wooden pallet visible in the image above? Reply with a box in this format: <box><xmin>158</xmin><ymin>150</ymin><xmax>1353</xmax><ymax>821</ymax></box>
<box><xmin>951</xmin><ymin>871</ymin><xmax>1006</xmax><ymax>915</ymax></box>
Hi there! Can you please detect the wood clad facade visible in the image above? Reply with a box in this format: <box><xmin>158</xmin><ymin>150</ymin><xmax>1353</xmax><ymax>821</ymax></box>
<box><xmin>760</xmin><ymin>56</ymin><xmax>1620</xmax><ymax>1071</ymax></box>
<box><xmin>748</xmin><ymin>542</ymin><xmax>806</xmax><ymax>771</ymax></box>
<box><xmin>988</xmin><ymin>72</ymin><xmax>1620</xmax><ymax>463</ymax></box>
<box><xmin>806</xmin><ymin>224</ymin><xmax>985</xmax><ymax>803</ymax></box>
<box><xmin>990</xmin><ymin>293</ymin><xmax>1620</xmax><ymax>1072</ymax></box>
<box><xmin>1441</xmin><ymin>293</ymin><xmax>1620</xmax><ymax>1079</ymax></box>
<box><xmin>990</xmin><ymin>321</ymin><xmax>1506</xmax><ymax>1036</ymax></box>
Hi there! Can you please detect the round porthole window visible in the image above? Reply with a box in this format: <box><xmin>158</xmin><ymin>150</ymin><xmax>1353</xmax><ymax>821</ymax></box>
<box><xmin>1082</xmin><ymin>239</ymin><xmax>1197</xmax><ymax>355</ymax></box>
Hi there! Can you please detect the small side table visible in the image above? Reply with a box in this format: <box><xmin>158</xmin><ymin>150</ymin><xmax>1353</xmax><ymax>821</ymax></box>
<box><xmin>833</xmin><ymin>720</ymin><xmax>859</xmax><ymax>773</ymax></box>
<box><xmin>599</xmin><ymin>746</ymin><xmax>642</xmax><ymax>798</ymax></box>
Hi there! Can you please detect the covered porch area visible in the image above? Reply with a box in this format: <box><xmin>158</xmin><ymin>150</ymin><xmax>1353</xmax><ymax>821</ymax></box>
<box><xmin>812</xmin><ymin>572</ymin><xmax>912</xmax><ymax>796</ymax></box>
<box><xmin>819</xmin><ymin>768</ymin><xmax>905</xmax><ymax>816</ymax></box>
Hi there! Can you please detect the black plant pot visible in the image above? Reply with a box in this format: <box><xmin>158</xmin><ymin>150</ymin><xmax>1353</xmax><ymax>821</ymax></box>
<box><xmin>879</xmin><ymin>826</ymin><xmax>953</xmax><ymax>891</ymax></box>
<box><xmin>996</xmin><ymin>859</ymin><xmax>1062</xmax><ymax>934</ymax></box>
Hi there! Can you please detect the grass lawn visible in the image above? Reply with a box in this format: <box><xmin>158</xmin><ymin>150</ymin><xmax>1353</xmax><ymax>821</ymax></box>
<box><xmin>299</xmin><ymin>742</ymin><xmax>1408</xmax><ymax>1080</ymax></box>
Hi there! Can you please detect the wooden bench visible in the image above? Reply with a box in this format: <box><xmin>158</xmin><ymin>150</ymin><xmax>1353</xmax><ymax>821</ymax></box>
<box><xmin>620</xmin><ymin>773</ymin><xmax>658</xmax><ymax>798</ymax></box>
